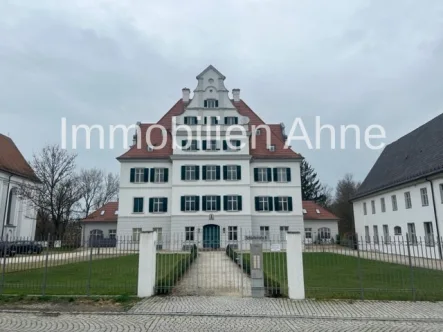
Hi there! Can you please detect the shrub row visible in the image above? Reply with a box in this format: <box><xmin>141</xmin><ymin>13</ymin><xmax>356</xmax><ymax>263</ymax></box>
<box><xmin>156</xmin><ymin>244</ymin><xmax>198</xmax><ymax>294</ymax></box>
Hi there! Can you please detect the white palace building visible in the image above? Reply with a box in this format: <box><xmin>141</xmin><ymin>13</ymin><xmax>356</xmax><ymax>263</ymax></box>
<box><xmin>113</xmin><ymin>65</ymin><xmax>305</xmax><ymax>248</ymax></box>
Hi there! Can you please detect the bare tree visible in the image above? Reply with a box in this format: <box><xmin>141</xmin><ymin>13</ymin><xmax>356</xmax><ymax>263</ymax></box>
<box><xmin>92</xmin><ymin>172</ymin><xmax>119</xmax><ymax>210</ymax></box>
<box><xmin>21</xmin><ymin>145</ymin><xmax>80</xmax><ymax>238</ymax></box>
<box><xmin>78</xmin><ymin>168</ymin><xmax>104</xmax><ymax>218</ymax></box>
<box><xmin>77</xmin><ymin>170</ymin><xmax>119</xmax><ymax>217</ymax></box>
<box><xmin>318</xmin><ymin>184</ymin><xmax>334</xmax><ymax>209</ymax></box>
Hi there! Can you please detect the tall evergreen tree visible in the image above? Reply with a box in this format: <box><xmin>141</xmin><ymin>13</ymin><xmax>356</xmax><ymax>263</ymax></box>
<box><xmin>300</xmin><ymin>159</ymin><xmax>326</xmax><ymax>204</ymax></box>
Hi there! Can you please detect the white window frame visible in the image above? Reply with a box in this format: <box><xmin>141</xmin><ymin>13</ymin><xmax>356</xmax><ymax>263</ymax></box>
<box><xmin>185</xmin><ymin>166</ymin><xmax>196</xmax><ymax>181</ymax></box>
<box><xmin>132</xmin><ymin>228</ymin><xmax>142</xmax><ymax>242</ymax></box>
<box><xmin>407</xmin><ymin>223</ymin><xmax>417</xmax><ymax>245</ymax></box>
<box><xmin>373</xmin><ymin>225</ymin><xmax>379</xmax><ymax>244</ymax></box>
<box><xmin>226</xmin><ymin>165</ymin><xmax>238</xmax><ymax>181</ymax></box>
<box><xmin>305</xmin><ymin>228</ymin><xmax>312</xmax><ymax>239</ymax></box>
<box><xmin>260</xmin><ymin>226</ymin><xmax>270</xmax><ymax>239</ymax></box>
<box><xmin>424</xmin><ymin>222</ymin><xmax>434</xmax><ymax>246</ymax></box>
<box><xmin>206</xmin><ymin>165</ymin><xmax>217</xmax><ymax>181</ymax></box>
<box><xmin>365</xmin><ymin>226</ymin><xmax>370</xmax><ymax>243</ymax></box>
<box><xmin>225</xmin><ymin>116</ymin><xmax>237</xmax><ymax>125</ymax></box>
<box><xmin>257</xmin><ymin>168</ymin><xmax>268</xmax><ymax>182</ymax></box>
<box><xmin>280</xmin><ymin>226</ymin><xmax>289</xmax><ymax>241</ymax></box>
<box><xmin>258</xmin><ymin>196</ymin><xmax>270</xmax><ymax>212</ymax></box>
<box><xmin>381</xmin><ymin>197</ymin><xmax>386</xmax><ymax>213</ymax></box>
<box><xmin>382</xmin><ymin>225</ymin><xmax>390</xmax><ymax>244</ymax></box>
<box><xmin>153</xmin><ymin>227</ymin><xmax>162</xmax><ymax>242</ymax></box>
<box><xmin>276</xmin><ymin>168</ymin><xmax>288</xmax><ymax>182</ymax></box>
<box><xmin>363</xmin><ymin>202</ymin><xmax>367</xmax><ymax>215</ymax></box>
<box><xmin>206</xmin><ymin>140</ymin><xmax>217</xmax><ymax>151</ymax></box>
<box><xmin>153</xmin><ymin>197</ymin><xmax>164</xmax><ymax>213</ymax></box>
<box><xmin>420</xmin><ymin>188</ymin><xmax>429</xmax><ymax>206</ymax></box>
<box><xmin>391</xmin><ymin>195</ymin><xmax>398</xmax><ymax>211</ymax></box>
<box><xmin>226</xmin><ymin>195</ymin><xmax>239</xmax><ymax>212</ymax></box>
<box><xmin>154</xmin><ymin>168</ymin><xmax>165</xmax><ymax>183</ymax></box>
<box><xmin>185</xmin><ymin>196</ymin><xmax>197</xmax><ymax>212</ymax></box>
<box><xmin>206</xmin><ymin>195</ymin><xmax>218</xmax><ymax>212</ymax></box>
<box><xmin>133</xmin><ymin>197</ymin><xmax>144</xmax><ymax>213</ymax></box>
<box><xmin>185</xmin><ymin>227</ymin><xmax>195</xmax><ymax>241</ymax></box>
<box><xmin>206</xmin><ymin>99</ymin><xmax>217</xmax><ymax>108</ymax></box>
<box><xmin>109</xmin><ymin>229</ymin><xmax>117</xmax><ymax>239</ymax></box>
<box><xmin>185</xmin><ymin>116</ymin><xmax>197</xmax><ymax>125</ymax></box>
<box><xmin>404</xmin><ymin>192</ymin><xmax>412</xmax><ymax>209</ymax></box>
<box><xmin>269</xmin><ymin>145</ymin><xmax>276</xmax><ymax>152</ymax></box>
<box><xmin>371</xmin><ymin>200</ymin><xmax>376</xmax><ymax>214</ymax></box>
<box><xmin>318</xmin><ymin>227</ymin><xmax>331</xmax><ymax>240</ymax></box>
<box><xmin>134</xmin><ymin>168</ymin><xmax>144</xmax><ymax>183</ymax></box>
<box><xmin>228</xmin><ymin>226</ymin><xmax>238</xmax><ymax>241</ymax></box>
<box><xmin>278</xmin><ymin>197</ymin><xmax>289</xmax><ymax>212</ymax></box>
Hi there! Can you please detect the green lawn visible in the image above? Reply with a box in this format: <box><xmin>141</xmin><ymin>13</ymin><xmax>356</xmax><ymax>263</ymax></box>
<box><xmin>256</xmin><ymin>252</ymin><xmax>443</xmax><ymax>300</ymax></box>
<box><xmin>3</xmin><ymin>250</ymin><xmax>443</xmax><ymax>300</ymax></box>
<box><xmin>1</xmin><ymin>253</ymin><xmax>191</xmax><ymax>296</ymax></box>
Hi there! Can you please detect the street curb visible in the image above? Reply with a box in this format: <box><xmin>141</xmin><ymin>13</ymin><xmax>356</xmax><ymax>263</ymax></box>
<box><xmin>0</xmin><ymin>309</ymin><xmax>443</xmax><ymax>323</ymax></box>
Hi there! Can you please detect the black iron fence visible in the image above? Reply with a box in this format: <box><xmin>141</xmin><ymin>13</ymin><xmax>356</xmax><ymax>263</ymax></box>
<box><xmin>0</xmin><ymin>235</ymin><xmax>139</xmax><ymax>296</ymax></box>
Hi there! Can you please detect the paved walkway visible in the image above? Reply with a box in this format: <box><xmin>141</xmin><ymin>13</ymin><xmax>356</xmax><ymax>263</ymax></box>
<box><xmin>172</xmin><ymin>251</ymin><xmax>251</xmax><ymax>296</ymax></box>
<box><xmin>2</xmin><ymin>297</ymin><xmax>443</xmax><ymax>331</ymax></box>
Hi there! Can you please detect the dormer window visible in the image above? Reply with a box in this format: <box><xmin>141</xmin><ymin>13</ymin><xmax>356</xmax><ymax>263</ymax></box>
<box><xmin>302</xmin><ymin>209</ymin><xmax>307</xmax><ymax>214</ymax></box>
<box><xmin>147</xmin><ymin>146</ymin><xmax>154</xmax><ymax>151</ymax></box>
<box><xmin>204</xmin><ymin>99</ymin><xmax>218</xmax><ymax>108</ymax></box>
<box><xmin>269</xmin><ymin>145</ymin><xmax>276</xmax><ymax>152</ymax></box>
<box><xmin>315</xmin><ymin>209</ymin><xmax>320</xmax><ymax>214</ymax></box>
<box><xmin>184</xmin><ymin>116</ymin><xmax>198</xmax><ymax>125</ymax></box>
<box><xmin>100</xmin><ymin>211</ymin><xmax>105</xmax><ymax>216</ymax></box>
<box><xmin>224</xmin><ymin>117</ymin><xmax>238</xmax><ymax>125</ymax></box>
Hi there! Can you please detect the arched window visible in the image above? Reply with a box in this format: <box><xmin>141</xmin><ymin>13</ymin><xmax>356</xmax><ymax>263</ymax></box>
<box><xmin>6</xmin><ymin>188</ymin><xmax>18</xmax><ymax>226</ymax></box>
<box><xmin>318</xmin><ymin>227</ymin><xmax>331</xmax><ymax>240</ymax></box>
<box><xmin>90</xmin><ymin>229</ymin><xmax>104</xmax><ymax>238</ymax></box>
<box><xmin>394</xmin><ymin>226</ymin><xmax>402</xmax><ymax>235</ymax></box>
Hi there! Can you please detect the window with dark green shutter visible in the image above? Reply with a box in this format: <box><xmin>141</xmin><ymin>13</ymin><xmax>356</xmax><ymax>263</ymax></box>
<box><xmin>133</xmin><ymin>197</ymin><xmax>144</xmax><ymax>213</ymax></box>
<box><xmin>216</xmin><ymin>166</ymin><xmax>221</xmax><ymax>180</ymax></box>
<box><xmin>225</xmin><ymin>165</ymin><xmax>239</xmax><ymax>181</ymax></box>
<box><xmin>255</xmin><ymin>167</ymin><xmax>270</xmax><ymax>182</ymax></box>
<box><xmin>204</xmin><ymin>165</ymin><xmax>217</xmax><ymax>181</ymax></box>
<box><xmin>274</xmin><ymin>167</ymin><xmax>290</xmax><ymax>182</ymax></box>
<box><xmin>183</xmin><ymin>165</ymin><xmax>198</xmax><ymax>181</ymax></box>
<box><xmin>164</xmin><ymin>169</ymin><xmax>169</xmax><ymax>182</ymax></box>
<box><xmin>182</xmin><ymin>196</ymin><xmax>199</xmax><ymax>212</ymax></box>
<box><xmin>256</xmin><ymin>196</ymin><xmax>272</xmax><ymax>212</ymax></box>
<box><xmin>225</xmin><ymin>195</ymin><xmax>240</xmax><ymax>211</ymax></box>
<box><xmin>151</xmin><ymin>168</ymin><xmax>167</xmax><ymax>183</ymax></box>
<box><xmin>132</xmin><ymin>168</ymin><xmax>145</xmax><ymax>183</ymax></box>
<box><xmin>204</xmin><ymin>195</ymin><xmax>219</xmax><ymax>211</ymax></box>
<box><xmin>151</xmin><ymin>197</ymin><xmax>167</xmax><ymax>213</ymax></box>
<box><xmin>275</xmin><ymin>196</ymin><xmax>290</xmax><ymax>211</ymax></box>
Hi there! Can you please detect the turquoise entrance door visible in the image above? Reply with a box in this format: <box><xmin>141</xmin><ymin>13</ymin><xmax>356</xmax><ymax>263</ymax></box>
<box><xmin>203</xmin><ymin>224</ymin><xmax>220</xmax><ymax>249</ymax></box>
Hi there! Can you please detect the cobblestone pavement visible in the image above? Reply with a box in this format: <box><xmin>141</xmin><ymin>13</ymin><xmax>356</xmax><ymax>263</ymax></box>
<box><xmin>130</xmin><ymin>296</ymin><xmax>443</xmax><ymax>320</ymax></box>
<box><xmin>0</xmin><ymin>312</ymin><xmax>442</xmax><ymax>331</ymax></box>
<box><xmin>172</xmin><ymin>251</ymin><xmax>251</xmax><ymax>296</ymax></box>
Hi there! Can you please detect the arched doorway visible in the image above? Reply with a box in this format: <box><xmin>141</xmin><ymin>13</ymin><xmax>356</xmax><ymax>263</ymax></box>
<box><xmin>202</xmin><ymin>224</ymin><xmax>220</xmax><ymax>249</ymax></box>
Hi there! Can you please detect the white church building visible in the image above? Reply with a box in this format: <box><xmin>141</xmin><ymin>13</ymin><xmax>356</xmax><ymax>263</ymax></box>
<box><xmin>115</xmin><ymin>65</ymin><xmax>304</xmax><ymax>248</ymax></box>
<box><xmin>0</xmin><ymin>134</ymin><xmax>39</xmax><ymax>240</ymax></box>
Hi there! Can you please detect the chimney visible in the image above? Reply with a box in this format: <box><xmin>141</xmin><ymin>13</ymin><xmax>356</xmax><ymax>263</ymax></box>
<box><xmin>182</xmin><ymin>88</ymin><xmax>190</xmax><ymax>102</ymax></box>
<box><xmin>232</xmin><ymin>89</ymin><xmax>240</xmax><ymax>102</ymax></box>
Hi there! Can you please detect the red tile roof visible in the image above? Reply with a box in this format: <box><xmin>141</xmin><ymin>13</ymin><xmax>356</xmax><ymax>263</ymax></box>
<box><xmin>302</xmin><ymin>201</ymin><xmax>339</xmax><ymax>220</ymax></box>
<box><xmin>0</xmin><ymin>134</ymin><xmax>39</xmax><ymax>182</ymax></box>
<box><xmin>82</xmin><ymin>201</ymin><xmax>119</xmax><ymax>223</ymax></box>
<box><xmin>117</xmin><ymin>99</ymin><xmax>301</xmax><ymax>160</ymax></box>
<box><xmin>84</xmin><ymin>201</ymin><xmax>338</xmax><ymax>223</ymax></box>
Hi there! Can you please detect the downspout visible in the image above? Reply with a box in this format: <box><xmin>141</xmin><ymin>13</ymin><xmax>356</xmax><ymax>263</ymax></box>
<box><xmin>426</xmin><ymin>178</ymin><xmax>442</xmax><ymax>259</ymax></box>
<box><xmin>1</xmin><ymin>173</ymin><xmax>13</xmax><ymax>240</ymax></box>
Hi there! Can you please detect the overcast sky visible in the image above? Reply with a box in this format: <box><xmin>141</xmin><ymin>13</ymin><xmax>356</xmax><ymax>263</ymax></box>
<box><xmin>1</xmin><ymin>0</ymin><xmax>442</xmax><ymax>190</ymax></box>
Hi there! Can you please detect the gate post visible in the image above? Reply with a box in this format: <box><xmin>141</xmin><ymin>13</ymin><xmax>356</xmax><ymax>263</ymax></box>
<box><xmin>250</xmin><ymin>242</ymin><xmax>264</xmax><ymax>298</ymax></box>
<box><xmin>138</xmin><ymin>231</ymin><xmax>157</xmax><ymax>297</ymax></box>
<box><xmin>286</xmin><ymin>231</ymin><xmax>305</xmax><ymax>300</ymax></box>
